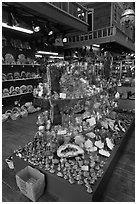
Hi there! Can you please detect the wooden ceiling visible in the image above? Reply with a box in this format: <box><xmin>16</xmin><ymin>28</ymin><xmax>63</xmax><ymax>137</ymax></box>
<box><xmin>2</xmin><ymin>2</ymin><xmax>88</xmax><ymax>37</ymax></box>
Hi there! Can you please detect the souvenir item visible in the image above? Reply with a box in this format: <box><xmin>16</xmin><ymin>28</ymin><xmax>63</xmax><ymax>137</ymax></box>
<box><xmin>11</xmin><ymin>91</ymin><xmax>17</xmax><ymax>95</ymax></box>
<box><xmin>2</xmin><ymin>35</ymin><xmax>7</xmax><ymax>47</ymax></box>
<box><xmin>2</xmin><ymin>109</ymin><xmax>12</xmax><ymax>122</ymax></box>
<box><xmin>57</xmin><ymin>172</ymin><xmax>63</xmax><ymax>177</ymax></box>
<box><xmin>3</xmin><ymin>88</ymin><xmax>9</xmax><ymax>97</ymax></box>
<box><xmin>77</xmin><ymin>180</ymin><xmax>83</xmax><ymax>185</ymax></box>
<box><xmin>81</xmin><ymin>165</ymin><xmax>89</xmax><ymax>171</ymax></box>
<box><xmin>27</xmin><ymin>57</ymin><xmax>33</xmax><ymax>64</ymax></box>
<box><xmin>7</xmin><ymin>73</ymin><xmax>13</xmax><ymax>80</ymax></box>
<box><xmin>21</xmin><ymin>71</ymin><xmax>26</xmax><ymax>78</ymax></box>
<box><xmin>57</xmin><ymin>143</ymin><xmax>84</xmax><ymax>158</ymax></box>
<box><xmin>69</xmin><ymin>177</ymin><xmax>75</xmax><ymax>184</ymax></box>
<box><xmin>5</xmin><ymin>53</ymin><xmax>15</xmax><ymax>64</ymax></box>
<box><xmin>84</xmin><ymin>139</ymin><xmax>94</xmax><ymax>151</ymax></box>
<box><xmin>26</xmin><ymin>72</ymin><xmax>31</xmax><ymax>78</ymax></box>
<box><xmin>99</xmin><ymin>149</ymin><xmax>110</xmax><ymax>157</ymax></box>
<box><xmin>118</xmin><ymin>120</ymin><xmax>126</xmax><ymax>132</ymax></box>
<box><xmin>74</xmin><ymin>135</ymin><xmax>85</xmax><ymax>147</ymax></box>
<box><xmin>20</xmin><ymin>85</ymin><xmax>27</xmax><ymax>93</ymax></box>
<box><xmin>106</xmin><ymin>138</ymin><xmax>114</xmax><ymax>150</ymax></box>
<box><xmin>9</xmin><ymin>86</ymin><xmax>14</xmax><ymax>94</ymax></box>
<box><xmin>2</xmin><ymin>113</ymin><xmax>9</xmax><ymax>122</ymax></box>
<box><xmin>14</xmin><ymin>87</ymin><xmax>20</xmax><ymax>94</ymax></box>
<box><xmin>2</xmin><ymin>73</ymin><xmax>7</xmax><ymax>81</ymax></box>
<box><xmin>14</xmin><ymin>72</ymin><xmax>20</xmax><ymax>79</ymax></box>
<box><xmin>86</xmin><ymin>132</ymin><xmax>96</xmax><ymax>139</ymax></box>
<box><xmin>101</xmin><ymin>121</ymin><xmax>108</xmax><ymax>129</ymax></box>
<box><xmin>86</xmin><ymin>117</ymin><xmax>96</xmax><ymax>127</ymax></box>
<box><xmin>10</xmin><ymin>107</ymin><xmax>21</xmax><ymax>120</ymax></box>
<box><xmin>26</xmin><ymin>103</ymin><xmax>36</xmax><ymax>113</ymax></box>
<box><xmin>89</xmin><ymin>146</ymin><xmax>97</xmax><ymax>152</ymax></box>
<box><xmin>27</xmin><ymin>85</ymin><xmax>33</xmax><ymax>92</ymax></box>
<box><xmin>20</xmin><ymin>105</ymin><xmax>28</xmax><ymax>117</ymax></box>
<box><xmin>94</xmin><ymin>140</ymin><xmax>104</xmax><ymax>149</ymax></box>
<box><xmin>18</xmin><ymin>54</ymin><xmax>26</xmax><ymax>64</ymax></box>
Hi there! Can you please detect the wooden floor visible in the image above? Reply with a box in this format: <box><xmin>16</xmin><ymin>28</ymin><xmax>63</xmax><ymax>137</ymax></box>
<box><xmin>2</xmin><ymin>112</ymin><xmax>135</xmax><ymax>202</ymax></box>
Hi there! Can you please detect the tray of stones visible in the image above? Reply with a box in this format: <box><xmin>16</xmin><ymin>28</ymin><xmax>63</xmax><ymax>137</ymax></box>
<box><xmin>13</xmin><ymin>112</ymin><xmax>134</xmax><ymax>202</ymax></box>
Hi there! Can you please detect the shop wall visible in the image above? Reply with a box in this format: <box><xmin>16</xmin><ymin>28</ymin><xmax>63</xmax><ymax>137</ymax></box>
<box><xmin>111</xmin><ymin>2</ymin><xmax>134</xmax><ymax>41</ymax></box>
<box><xmin>86</xmin><ymin>2</ymin><xmax>111</xmax><ymax>30</ymax></box>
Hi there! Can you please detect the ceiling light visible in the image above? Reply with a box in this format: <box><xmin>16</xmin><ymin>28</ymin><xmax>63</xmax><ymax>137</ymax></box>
<box><xmin>37</xmin><ymin>51</ymin><xmax>58</xmax><ymax>56</ymax></box>
<box><xmin>35</xmin><ymin>54</ymin><xmax>43</xmax><ymax>58</ymax></box>
<box><xmin>49</xmin><ymin>56</ymin><xmax>64</xmax><ymax>59</ymax></box>
<box><xmin>2</xmin><ymin>22</ymin><xmax>34</xmax><ymax>34</ymax></box>
<box><xmin>92</xmin><ymin>44</ymin><xmax>100</xmax><ymax>48</ymax></box>
<box><xmin>48</xmin><ymin>30</ymin><xmax>53</xmax><ymax>35</ymax></box>
<box><xmin>63</xmin><ymin>38</ymin><xmax>67</xmax><ymax>43</ymax></box>
<box><xmin>33</xmin><ymin>26</ymin><xmax>40</xmax><ymax>32</ymax></box>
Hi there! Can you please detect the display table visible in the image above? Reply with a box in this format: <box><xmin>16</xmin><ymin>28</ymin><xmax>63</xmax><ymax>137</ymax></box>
<box><xmin>118</xmin><ymin>99</ymin><xmax>135</xmax><ymax>111</ymax></box>
<box><xmin>13</xmin><ymin>119</ymin><xmax>134</xmax><ymax>202</ymax></box>
<box><xmin>33</xmin><ymin>97</ymin><xmax>93</xmax><ymax>112</ymax></box>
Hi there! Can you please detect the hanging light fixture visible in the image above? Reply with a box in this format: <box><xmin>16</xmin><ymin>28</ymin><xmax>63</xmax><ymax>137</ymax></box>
<box><xmin>33</xmin><ymin>25</ymin><xmax>40</xmax><ymax>32</ymax></box>
<box><xmin>48</xmin><ymin>30</ymin><xmax>53</xmax><ymax>35</ymax></box>
<box><xmin>120</xmin><ymin>8</ymin><xmax>135</xmax><ymax>26</ymax></box>
<box><xmin>2</xmin><ymin>22</ymin><xmax>34</xmax><ymax>34</ymax></box>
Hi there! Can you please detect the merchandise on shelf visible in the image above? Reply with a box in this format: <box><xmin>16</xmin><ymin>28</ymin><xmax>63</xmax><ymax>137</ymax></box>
<box><xmin>2</xmin><ymin>102</ymin><xmax>41</xmax><ymax>122</ymax></box>
<box><xmin>3</xmin><ymin>53</ymin><xmax>38</xmax><ymax>65</ymax></box>
<box><xmin>2</xmin><ymin>84</ymin><xmax>33</xmax><ymax>98</ymax></box>
<box><xmin>33</xmin><ymin>83</ymin><xmax>49</xmax><ymax>98</ymax></box>
<box><xmin>10</xmin><ymin>38</ymin><xmax>31</xmax><ymax>50</ymax></box>
<box><xmin>2</xmin><ymin>71</ymin><xmax>40</xmax><ymax>81</ymax></box>
<box><xmin>5</xmin><ymin>53</ymin><xmax>16</xmax><ymax>64</ymax></box>
<box><xmin>111</xmin><ymin>57</ymin><xmax>135</xmax><ymax>86</ymax></box>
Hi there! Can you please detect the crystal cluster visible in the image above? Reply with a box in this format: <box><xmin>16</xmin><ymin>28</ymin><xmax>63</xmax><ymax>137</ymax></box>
<box><xmin>59</xmin><ymin>65</ymin><xmax>103</xmax><ymax>99</ymax></box>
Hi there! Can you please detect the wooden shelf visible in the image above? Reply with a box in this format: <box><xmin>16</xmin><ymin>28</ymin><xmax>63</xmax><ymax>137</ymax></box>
<box><xmin>2</xmin><ymin>77</ymin><xmax>42</xmax><ymax>83</ymax></box>
<box><xmin>2</xmin><ymin>92</ymin><xmax>33</xmax><ymax>99</ymax></box>
<box><xmin>2</xmin><ymin>64</ymin><xmax>40</xmax><ymax>67</ymax></box>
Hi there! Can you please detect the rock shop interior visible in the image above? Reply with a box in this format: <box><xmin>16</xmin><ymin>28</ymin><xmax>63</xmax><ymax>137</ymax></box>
<box><xmin>2</xmin><ymin>2</ymin><xmax>135</xmax><ymax>202</ymax></box>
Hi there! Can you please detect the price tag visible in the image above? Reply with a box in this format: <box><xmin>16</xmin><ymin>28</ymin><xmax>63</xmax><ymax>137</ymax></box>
<box><xmin>57</xmin><ymin>130</ymin><xmax>67</xmax><ymax>135</ymax></box>
<box><xmin>60</xmin><ymin>93</ymin><xmax>66</xmax><ymax>99</ymax></box>
<box><xmin>81</xmin><ymin>165</ymin><xmax>89</xmax><ymax>171</ymax></box>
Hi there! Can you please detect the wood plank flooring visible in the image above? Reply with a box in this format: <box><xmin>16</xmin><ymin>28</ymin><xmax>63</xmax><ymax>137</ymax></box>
<box><xmin>2</xmin><ymin>112</ymin><xmax>135</xmax><ymax>202</ymax></box>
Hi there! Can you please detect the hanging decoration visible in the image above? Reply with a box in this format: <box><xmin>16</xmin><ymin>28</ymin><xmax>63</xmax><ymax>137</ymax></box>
<box><xmin>120</xmin><ymin>9</ymin><xmax>135</xmax><ymax>27</ymax></box>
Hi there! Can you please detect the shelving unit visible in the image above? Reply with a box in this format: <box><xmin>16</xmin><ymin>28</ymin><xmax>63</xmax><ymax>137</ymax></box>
<box><xmin>111</xmin><ymin>58</ymin><xmax>135</xmax><ymax>85</ymax></box>
<box><xmin>2</xmin><ymin>64</ymin><xmax>40</xmax><ymax>66</ymax></box>
<box><xmin>2</xmin><ymin>77</ymin><xmax>42</xmax><ymax>83</ymax></box>
<box><xmin>2</xmin><ymin>91</ymin><xmax>33</xmax><ymax>99</ymax></box>
<box><xmin>2</xmin><ymin>27</ymin><xmax>43</xmax><ymax>112</ymax></box>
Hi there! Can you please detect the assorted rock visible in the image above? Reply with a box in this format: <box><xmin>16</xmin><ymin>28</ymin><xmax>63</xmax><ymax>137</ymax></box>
<box><xmin>14</xmin><ymin>84</ymin><xmax>134</xmax><ymax>195</ymax></box>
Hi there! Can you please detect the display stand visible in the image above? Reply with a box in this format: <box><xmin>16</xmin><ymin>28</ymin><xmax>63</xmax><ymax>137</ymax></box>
<box><xmin>13</xmin><ymin>119</ymin><xmax>134</xmax><ymax>202</ymax></box>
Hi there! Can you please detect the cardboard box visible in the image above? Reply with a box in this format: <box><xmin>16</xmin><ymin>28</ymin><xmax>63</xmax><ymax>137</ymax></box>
<box><xmin>16</xmin><ymin>166</ymin><xmax>45</xmax><ymax>201</ymax></box>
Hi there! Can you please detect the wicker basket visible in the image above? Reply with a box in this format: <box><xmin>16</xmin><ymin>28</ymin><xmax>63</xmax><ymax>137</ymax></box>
<box><xmin>5</xmin><ymin>109</ymin><xmax>12</xmax><ymax>117</ymax></box>
<box><xmin>2</xmin><ymin>114</ymin><xmax>9</xmax><ymax>122</ymax></box>
<box><xmin>20</xmin><ymin>105</ymin><xmax>28</xmax><ymax>117</ymax></box>
<box><xmin>11</xmin><ymin>107</ymin><xmax>21</xmax><ymax>120</ymax></box>
<box><xmin>2</xmin><ymin>109</ymin><xmax>12</xmax><ymax>122</ymax></box>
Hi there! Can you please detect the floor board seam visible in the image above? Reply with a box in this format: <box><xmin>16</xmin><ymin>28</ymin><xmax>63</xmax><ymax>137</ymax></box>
<box><xmin>115</xmin><ymin>168</ymin><xmax>135</xmax><ymax>181</ymax></box>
